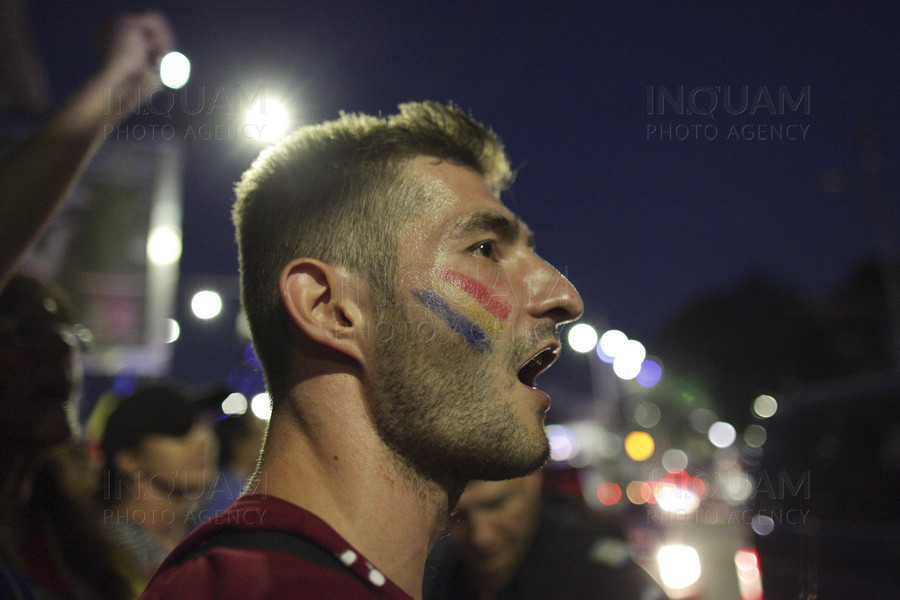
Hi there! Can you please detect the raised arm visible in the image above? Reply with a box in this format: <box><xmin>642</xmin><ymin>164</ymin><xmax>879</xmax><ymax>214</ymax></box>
<box><xmin>0</xmin><ymin>12</ymin><xmax>174</xmax><ymax>288</ymax></box>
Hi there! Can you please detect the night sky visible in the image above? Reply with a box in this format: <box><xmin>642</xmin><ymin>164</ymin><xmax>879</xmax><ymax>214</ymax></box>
<box><xmin>26</xmin><ymin>2</ymin><xmax>900</xmax><ymax>409</ymax></box>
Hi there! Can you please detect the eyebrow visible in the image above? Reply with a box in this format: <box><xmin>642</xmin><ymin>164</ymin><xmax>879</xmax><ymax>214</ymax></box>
<box><xmin>454</xmin><ymin>211</ymin><xmax>536</xmax><ymax>249</ymax></box>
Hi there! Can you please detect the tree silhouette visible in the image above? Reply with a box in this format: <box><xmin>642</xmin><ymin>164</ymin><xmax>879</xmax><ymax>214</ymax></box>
<box><xmin>650</xmin><ymin>272</ymin><xmax>849</xmax><ymax>430</ymax></box>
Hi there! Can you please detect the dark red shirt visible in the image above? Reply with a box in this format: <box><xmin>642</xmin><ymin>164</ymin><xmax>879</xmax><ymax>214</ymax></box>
<box><xmin>139</xmin><ymin>494</ymin><xmax>412</xmax><ymax>600</ymax></box>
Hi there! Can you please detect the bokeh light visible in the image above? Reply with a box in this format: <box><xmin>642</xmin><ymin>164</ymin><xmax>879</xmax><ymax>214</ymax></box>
<box><xmin>251</xmin><ymin>392</ymin><xmax>272</xmax><ymax>420</ymax></box>
<box><xmin>191</xmin><ymin>290</ymin><xmax>223</xmax><ymax>320</ymax></box>
<box><xmin>243</xmin><ymin>98</ymin><xmax>291</xmax><ymax>142</ymax></box>
<box><xmin>719</xmin><ymin>467</ymin><xmax>754</xmax><ymax>504</ymax></box>
<box><xmin>612</xmin><ymin>357</ymin><xmax>640</xmax><ymax>379</ymax></box>
<box><xmin>632</xmin><ymin>401</ymin><xmax>661</xmax><ymax>428</ymax></box>
<box><xmin>753</xmin><ymin>394</ymin><xmax>778</xmax><ymax>418</ymax></box>
<box><xmin>708</xmin><ymin>421</ymin><xmax>737</xmax><ymax>448</ymax></box>
<box><xmin>691</xmin><ymin>476</ymin><xmax>707</xmax><ymax>497</ymax></box>
<box><xmin>656</xmin><ymin>482</ymin><xmax>701</xmax><ymax>514</ymax></box>
<box><xmin>612</xmin><ymin>339</ymin><xmax>646</xmax><ymax>380</ymax></box>
<box><xmin>743</xmin><ymin>424</ymin><xmax>767</xmax><ymax>448</ymax></box>
<box><xmin>567</xmin><ymin>323</ymin><xmax>598</xmax><ymax>353</ymax></box>
<box><xmin>595</xmin><ymin>345</ymin><xmax>614</xmax><ymax>363</ymax></box>
<box><xmin>626</xmin><ymin>481</ymin><xmax>647</xmax><ymax>504</ymax></box>
<box><xmin>159</xmin><ymin>51</ymin><xmax>191</xmax><ymax>89</ymax></box>
<box><xmin>734</xmin><ymin>548</ymin><xmax>758</xmax><ymax>573</ymax></box>
<box><xmin>147</xmin><ymin>225</ymin><xmax>182</xmax><ymax>265</ymax></box>
<box><xmin>221</xmin><ymin>392</ymin><xmax>248</xmax><ymax>416</ymax></box>
<box><xmin>735</xmin><ymin>548</ymin><xmax>763</xmax><ymax>600</ymax></box>
<box><xmin>624</xmin><ymin>431</ymin><xmax>655</xmax><ymax>461</ymax></box>
<box><xmin>597</xmin><ymin>329</ymin><xmax>627</xmax><ymax>363</ymax></box>
<box><xmin>164</xmin><ymin>318</ymin><xmax>180</xmax><ymax>343</ymax></box>
<box><xmin>596</xmin><ymin>482</ymin><xmax>622</xmax><ymax>506</ymax></box>
<box><xmin>635</xmin><ymin>359</ymin><xmax>663</xmax><ymax>387</ymax></box>
<box><xmin>751</xmin><ymin>514</ymin><xmax>775</xmax><ymax>536</ymax></box>
<box><xmin>657</xmin><ymin>545</ymin><xmax>702</xmax><ymax>590</ymax></box>
<box><xmin>662</xmin><ymin>448</ymin><xmax>689</xmax><ymax>473</ymax></box>
<box><xmin>547</xmin><ymin>424</ymin><xmax>575</xmax><ymax>462</ymax></box>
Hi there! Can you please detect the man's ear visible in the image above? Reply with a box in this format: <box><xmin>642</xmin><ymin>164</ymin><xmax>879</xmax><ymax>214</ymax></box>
<box><xmin>279</xmin><ymin>258</ymin><xmax>369</xmax><ymax>365</ymax></box>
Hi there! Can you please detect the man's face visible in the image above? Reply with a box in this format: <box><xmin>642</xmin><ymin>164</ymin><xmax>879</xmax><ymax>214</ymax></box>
<box><xmin>448</xmin><ymin>475</ymin><xmax>544</xmax><ymax>586</ymax></box>
<box><xmin>369</xmin><ymin>157</ymin><xmax>583</xmax><ymax>484</ymax></box>
<box><xmin>124</xmin><ymin>420</ymin><xmax>219</xmax><ymax>496</ymax></box>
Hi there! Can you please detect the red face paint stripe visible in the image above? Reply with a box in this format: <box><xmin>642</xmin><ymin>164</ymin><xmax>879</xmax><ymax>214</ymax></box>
<box><xmin>434</xmin><ymin>279</ymin><xmax>504</xmax><ymax>338</ymax></box>
<box><xmin>439</xmin><ymin>269</ymin><xmax>511</xmax><ymax>321</ymax></box>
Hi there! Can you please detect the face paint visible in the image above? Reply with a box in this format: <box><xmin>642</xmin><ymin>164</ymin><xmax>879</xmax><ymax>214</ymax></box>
<box><xmin>413</xmin><ymin>268</ymin><xmax>512</xmax><ymax>352</ymax></box>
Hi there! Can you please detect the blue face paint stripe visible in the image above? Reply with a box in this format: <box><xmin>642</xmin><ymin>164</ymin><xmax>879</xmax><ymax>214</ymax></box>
<box><xmin>412</xmin><ymin>289</ymin><xmax>491</xmax><ymax>352</ymax></box>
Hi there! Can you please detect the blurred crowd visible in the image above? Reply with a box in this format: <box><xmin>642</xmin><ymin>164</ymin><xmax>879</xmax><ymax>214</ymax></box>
<box><xmin>0</xmin><ymin>11</ymin><xmax>265</xmax><ymax>598</ymax></box>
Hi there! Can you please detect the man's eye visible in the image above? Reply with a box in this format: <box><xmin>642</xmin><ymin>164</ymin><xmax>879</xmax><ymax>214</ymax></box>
<box><xmin>472</xmin><ymin>241</ymin><xmax>498</xmax><ymax>260</ymax></box>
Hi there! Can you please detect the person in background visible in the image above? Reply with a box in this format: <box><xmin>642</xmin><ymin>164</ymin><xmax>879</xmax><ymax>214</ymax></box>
<box><xmin>0</xmin><ymin>274</ymin><xmax>140</xmax><ymax>599</ymax></box>
<box><xmin>21</xmin><ymin>442</ymin><xmax>147</xmax><ymax>599</ymax></box>
<box><xmin>205</xmin><ymin>411</ymin><xmax>266</xmax><ymax>518</ymax></box>
<box><xmin>99</xmin><ymin>385</ymin><xmax>219</xmax><ymax>579</ymax></box>
<box><xmin>423</xmin><ymin>471</ymin><xmax>668</xmax><ymax>600</ymax></box>
<box><xmin>0</xmin><ymin>10</ymin><xmax>177</xmax><ymax>598</ymax></box>
<box><xmin>0</xmin><ymin>11</ymin><xmax>174</xmax><ymax>288</ymax></box>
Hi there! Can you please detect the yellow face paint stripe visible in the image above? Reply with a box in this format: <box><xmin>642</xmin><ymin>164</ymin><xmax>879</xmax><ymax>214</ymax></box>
<box><xmin>432</xmin><ymin>278</ymin><xmax>504</xmax><ymax>339</ymax></box>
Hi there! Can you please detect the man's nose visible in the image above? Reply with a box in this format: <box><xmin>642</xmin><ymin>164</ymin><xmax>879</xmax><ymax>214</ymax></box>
<box><xmin>525</xmin><ymin>258</ymin><xmax>584</xmax><ymax>326</ymax></box>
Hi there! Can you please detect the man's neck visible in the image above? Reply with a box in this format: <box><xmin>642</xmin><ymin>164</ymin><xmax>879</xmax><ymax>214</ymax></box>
<box><xmin>252</xmin><ymin>383</ymin><xmax>454</xmax><ymax>600</ymax></box>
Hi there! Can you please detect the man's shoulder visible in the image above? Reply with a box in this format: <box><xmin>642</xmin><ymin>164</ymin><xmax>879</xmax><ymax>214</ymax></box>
<box><xmin>139</xmin><ymin>494</ymin><xmax>411</xmax><ymax>600</ymax></box>
<box><xmin>140</xmin><ymin>544</ymin><xmax>378</xmax><ymax>600</ymax></box>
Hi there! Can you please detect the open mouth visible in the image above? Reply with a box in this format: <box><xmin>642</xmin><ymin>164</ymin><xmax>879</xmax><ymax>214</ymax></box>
<box><xmin>517</xmin><ymin>346</ymin><xmax>560</xmax><ymax>388</ymax></box>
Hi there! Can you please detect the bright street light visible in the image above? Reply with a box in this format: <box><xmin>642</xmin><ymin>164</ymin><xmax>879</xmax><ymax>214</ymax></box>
<box><xmin>567</xmin><ymin>323</ymin><xmax>598</xmax><ymax>353</ymax></box>
<box><xmin>243</xmin><ymin>98</ymin><xmax>291</xmax><ymax>142</ymax></box>
<box><xmin>251</xmin><ymin>392</ymin><xmax>272</xmax><ymax>420</ymax></box>
<box><xmin>159</xmin><ymin>51</ymin><xmax>191</xmax><ymax>89</ymax></box>
<box><xmin>191</xmin><ymin>290</ymin><xmax>223</xmax><ymax>320</ymax></box>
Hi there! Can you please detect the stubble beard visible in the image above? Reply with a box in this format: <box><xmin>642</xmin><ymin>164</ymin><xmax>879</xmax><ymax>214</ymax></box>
<box><xmin>369</xmin><ymin>298</ymin><xmax>549</xmax><ymax>489</ymax></box>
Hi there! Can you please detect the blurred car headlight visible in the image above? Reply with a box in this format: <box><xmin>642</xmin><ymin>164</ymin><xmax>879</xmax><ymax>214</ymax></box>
<box><xmin>657</xmin><ymin>544</ymin><xmax>702</xmax><ymax>590</ymax></box>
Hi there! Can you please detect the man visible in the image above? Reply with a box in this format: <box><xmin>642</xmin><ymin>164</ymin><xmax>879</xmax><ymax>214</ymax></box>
<box><xmin>99</xmin><ymin>385</ymin><xmax>219</xmax><ymax>578</ymax></box>
<box><xmin>140</xmin><ymin>102</ymin><xmax>583</xmax><ymax>599</ymax></box>
<box><xmin>424</xmin><ymin>472</ymin><xmax>668</xmax><ymax>600</ymax></box>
